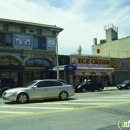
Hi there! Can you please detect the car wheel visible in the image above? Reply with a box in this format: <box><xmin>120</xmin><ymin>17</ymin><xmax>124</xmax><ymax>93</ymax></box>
<box><xmin>98</xmin><ymin>87</ymin><xmax>102</xmax><ymax>91</ymax></box>
<box><xmin>59</xmin><ymin>91</ymin><xmax>68</xmax><ymax>100</ymax></box>
<box><xmin>119</xmin><ymin>88</ymin><xmax>122</xmax><ymax>90</ymax></box>
<box><xmin>1</xmin><ymin>89</ymin><xmax>9</xmax><ymax>96</ymax></box>
<box><xmin>17</xmin><ymin>93</ymin><xmax>29</xmax><ymax>103</ymax></box>
<box><xmin>82</xmin><ymin>88</ymin><xmax>86</xmax><ymax>92</ymax></box>
<box><xmin>127</xmin><ymin>86</ymin><xmax>130</xmax><ymax>90</ymax></box>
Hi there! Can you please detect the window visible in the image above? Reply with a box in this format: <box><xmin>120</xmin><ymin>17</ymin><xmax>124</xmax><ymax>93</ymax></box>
<box><xmin>37</xmin><ymin>81</ymin><xmax>47</xmax><ymax>88</ymax></box>
<box><xmin>26</xmin><ymin>59</ymin><xmax>51</xmax><ymax>67</ymax></box>
<box><xmin>33</xmin><ymin>36</ymin><xmax>46</xmax><ymax>49</ymax></box>
<box><xmin>0</xmin><ymin>57</ymin><xmax>20</xmax><ymax>66</ymax></box>
<box><xmin>47</xmin><ymin>81</ymin><xmax>62</xmax><ymax>87</ymax></box>
<box><xmin>0</xmin><ymin>33</ymin><xmax>13</xmax><ymax>47</ymax></box>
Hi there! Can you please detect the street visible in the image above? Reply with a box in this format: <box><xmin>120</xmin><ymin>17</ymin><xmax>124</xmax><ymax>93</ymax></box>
<box><xmin>0</xmin><ymin>88</ymin><xmax>130</xmax><ymax>130</ymax></box>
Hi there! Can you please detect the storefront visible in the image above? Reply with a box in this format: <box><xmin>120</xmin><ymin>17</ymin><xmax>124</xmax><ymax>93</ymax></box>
<box><xmin>49</xmin><ymin>64</ymin><xmax>77</xmax><ymax>84</ymax></box>
<box><xmin>70</xmin><ymin>55</ymin><xmax>114</xmax><ymax>87</ymax></box>
<box><xmin>111</xmin><ymin>58</ymin><xmax>130</xmax><ymax>85</ymax></box>
<box><xmin>0</xmin><ymin>56</ymin><xmax>23</xmax><ymax>86</ymax></box>
<box><xmin>24</xmin><ymin>58</ymin><xmax>54</xmax><ymax>85</ymax></box>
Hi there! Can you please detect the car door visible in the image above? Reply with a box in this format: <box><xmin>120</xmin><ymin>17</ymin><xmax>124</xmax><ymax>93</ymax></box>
<box><xmin>29</xmin><ymin>81</ymin><xmax>48</xmax><ymax>100</ymax></box>
<box><xmin>46</xmin><ymin>81</ymin><xmax>62</xmax><ymax>98</ymax></box>
<box><xmin>85</xmin><ymin>81</ymin><xmax>93</xmax><ymax>90</ymax></box>
<box><xmin>93</xmin><ymin>81</ymin><xmax>99</xmax><ymax>90</ymax></box>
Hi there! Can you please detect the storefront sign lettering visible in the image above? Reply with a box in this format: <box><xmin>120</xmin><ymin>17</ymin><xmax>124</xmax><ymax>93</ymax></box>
<box><xmin>78</xmin><ymin>58</ymin><xmax>109</xmax><ymax>65</ymax></box>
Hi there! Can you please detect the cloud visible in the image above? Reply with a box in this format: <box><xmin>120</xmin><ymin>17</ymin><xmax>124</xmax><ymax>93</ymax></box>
<box><xmin>0</xmin><ymin>0</ymin><xmax>130</xmax><ymax>55</ymax></box>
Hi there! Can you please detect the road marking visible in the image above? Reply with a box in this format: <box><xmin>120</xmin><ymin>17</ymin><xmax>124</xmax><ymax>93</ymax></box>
<box><xmin>0</xmin><ymin>111</ymin><xmax>32</xmax><ymax>114</ymax></box>
<box><xmin>0</xmin><ymin>101</ymin><xmax>130</xmax><ymax>119</ymax></box>
<box><xmin>103</xmin><ymin>97</ymin><xmax>130</xmax><ymax>98</ymax></box>
<box><xmin>37</xmin><ymin>102</ymin><xmax>114</xmax><ymax>105</ymax></box>
<box><xmin>0</xmin><ymin>106</ymin><xmax>73</xmax><ymax>109</ymax></box>
<box><xmin>70</xmin><ymin>99</ymin><xmax>130</xmax><ymax>101</ymax></box>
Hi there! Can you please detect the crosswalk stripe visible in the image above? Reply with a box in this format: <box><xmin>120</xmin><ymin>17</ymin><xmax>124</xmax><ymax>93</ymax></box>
<box><xmin>0</xmin><ymin>106</ymin><xmax>73</xmax><ymax>109</ymax></box>
<box><xmin>70</xmin><ymin>99</ymin><xmax>130</xmax><ymax>101</ymax></box>
<box><xmin>0</xmin><ymin>111</ymin><xmax>32</xmax><ymax>114</ymax></box>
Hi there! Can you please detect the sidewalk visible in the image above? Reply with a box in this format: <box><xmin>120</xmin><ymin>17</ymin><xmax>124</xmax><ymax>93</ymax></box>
<box><xmin>104</xmin><ymin>86</ymin><xmax>117</xmax><ymax>91</ymax></box>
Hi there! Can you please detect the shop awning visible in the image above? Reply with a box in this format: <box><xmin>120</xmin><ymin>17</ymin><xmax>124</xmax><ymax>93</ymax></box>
<box><xmin>49</xmin><ymin>65</ymin><xmax>77</xmax><ymax>71</ymax></box>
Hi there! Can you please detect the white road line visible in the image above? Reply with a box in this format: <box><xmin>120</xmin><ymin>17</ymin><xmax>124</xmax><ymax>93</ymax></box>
<box><xmin>0</xmin><ymin>106</ymin><xmax>73</xmax><ymax>109</ymax></box>
<box><xmin>0</xmin><ymin>111</ymin><xmax>32</xmax><ymax>114</ymax></box>
<box><xmin>103</xmin><ymin>97</ymin><xmax>130</xmax><ymax>98</ymax></box>
<box><xmin>37</xmin><ymin>102</ymin><xmax>114</xmax><ymax>105</ymax></box>
<box><xmin>71</xmin><ymin>99</ymin><xmax>130</xmax><ymax>101</ymax></box>
<box><xmin>0</xmin><ymin>103</ymin><xmax>114</xmax><ymax>109</ymax></box>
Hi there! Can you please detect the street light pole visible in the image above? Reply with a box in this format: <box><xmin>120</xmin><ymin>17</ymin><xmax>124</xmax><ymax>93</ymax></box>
<box><xmin>56</xmin><ymin>32</ymin><xmax>59</xmax><ymax>79</ymax></box>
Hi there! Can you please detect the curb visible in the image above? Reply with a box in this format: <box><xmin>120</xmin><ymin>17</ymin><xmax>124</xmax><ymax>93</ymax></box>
<box><xmin>104</xmin><ymin>86</ymin><xmax>117</xmax><ymax>91</ymax></box>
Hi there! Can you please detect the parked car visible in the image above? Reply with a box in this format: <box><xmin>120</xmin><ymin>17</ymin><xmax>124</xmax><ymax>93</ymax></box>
<box><xmin>57</xmin><ymin>79</ymin><xmax>67</xmax><ymax>84</ymax></box>
<box><xmin>2</xmin><ymin>79</ymin><xmax>75</xmax><ymax>103</ymax></box>
<box><xmin>0</xmin><ymin>77</ymin><xmax>17</xmax><ymax>96</ymax></box>
<box><xmin>75</xmin><ymin>80</ymin><xmax>104</xmax><ymax>92</ymax></box>
<box><xmin>117</xmin><ymin>80</ymin><xmax>130</xmax><ymax>90</ymax></box>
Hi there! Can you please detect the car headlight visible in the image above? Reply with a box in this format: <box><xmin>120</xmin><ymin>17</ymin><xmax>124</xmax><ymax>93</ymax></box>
<box><xmin>77</xmin><ymin>85</ymin><xmax>81</xmax><ymax>88</ymax></box>
<box><xmin>122</xmin><ymin>84</ymin><xmax>126</xmax><ymax>87</ymax></box>
<box><xmin>7</xmin><ymin>91</ymin><xmax>16</xmax><ymax>95</ymax></box>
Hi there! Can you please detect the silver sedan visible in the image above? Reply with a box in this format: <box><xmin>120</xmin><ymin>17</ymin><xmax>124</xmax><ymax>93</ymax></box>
<box><xmin>2</xmin><ymin>79</ymin><xmax>75</xmax><ymax>103</ymax></box>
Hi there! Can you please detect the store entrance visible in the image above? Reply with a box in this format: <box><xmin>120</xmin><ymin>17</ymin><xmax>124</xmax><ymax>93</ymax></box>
<box><xmin>73</xmin><ymin>75</ymin><xmax>111</xmax><ymax>87</ymax></box>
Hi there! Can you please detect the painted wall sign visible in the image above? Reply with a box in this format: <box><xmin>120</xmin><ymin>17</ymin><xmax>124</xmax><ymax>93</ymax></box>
<box><xmin>111</xmin><ymin>58</ymin><xmax>130</xmax><ymax>70</ymax></box>
<box><xmin>46</xmin><ymin>37</ymin><xmax>56</xmax><ymax>48</ymax></box>
<box><xmin>15</xmin><ymin>34</ymin><xmax>31</xmax><ymax>46</ymax></box>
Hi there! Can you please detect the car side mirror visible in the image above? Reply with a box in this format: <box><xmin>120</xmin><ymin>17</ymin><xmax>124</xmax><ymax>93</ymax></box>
<box><xmin>32</xmin><ymin>85</ymin><xmax>37</xmax><ymax>89</ymax></box>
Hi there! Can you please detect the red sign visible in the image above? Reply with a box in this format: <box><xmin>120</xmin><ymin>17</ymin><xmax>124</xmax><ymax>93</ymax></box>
<box><xmin>97</xmin><ymin>49</ymin><xmax>100</xmax><ymax>53</ymax></box>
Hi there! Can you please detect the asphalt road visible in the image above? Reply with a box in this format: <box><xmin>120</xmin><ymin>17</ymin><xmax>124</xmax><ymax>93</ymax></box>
<box><xmin>0</xmin><ymin>88</ymin><xmax>130</xmax><ymax>130</ymax></box>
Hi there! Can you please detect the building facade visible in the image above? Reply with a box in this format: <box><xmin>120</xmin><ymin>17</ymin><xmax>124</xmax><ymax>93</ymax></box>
<box><xmin>70</xmin><ymin>55</ymin><xmax>114</xmax><ymax>87</ymax></box>
<box><xmin>0</xmin><ymin>18</ymin><xmax>63</xmax><ymax>86</ymax></box>
<box><xmin>110</xmin><ymin>58</ymin><xmax>130</xmax><ymax>84</ymax></box>
<box><xmin>92</xmin><ymin>24</ymin><xmax>130</xmax><ymax>84</ymax></box>
<box><xmin>92</xmin><ymin>24</ymin><xmax>130</xmax><ymax>58</ymax></box>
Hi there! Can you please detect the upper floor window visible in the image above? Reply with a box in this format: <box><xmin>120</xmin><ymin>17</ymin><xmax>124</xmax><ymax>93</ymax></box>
<box><xmin>0</xmin><ymin>33</ymin><xmax>13</xmax><ymax>47</ymax></box>
<box><xmin>33</xmin><ymin>36</ymin><xmax>46</xmax><ymax>50</ymax></box>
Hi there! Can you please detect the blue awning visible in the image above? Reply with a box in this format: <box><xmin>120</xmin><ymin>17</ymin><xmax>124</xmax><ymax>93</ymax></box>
<box><xmin>49</xmin><ymin>65</ymin><xmax>77</xmax><ymax>71</ymax></box>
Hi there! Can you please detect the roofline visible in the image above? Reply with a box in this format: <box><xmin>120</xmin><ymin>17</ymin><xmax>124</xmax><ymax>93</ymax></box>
<box><xmin>0</xmin><ymin>18</ymin><xmax>64</xmax><ymax>32</ymax></box>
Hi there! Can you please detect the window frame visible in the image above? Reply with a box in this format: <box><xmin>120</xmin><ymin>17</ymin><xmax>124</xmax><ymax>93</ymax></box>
<box><xmin>0</xmin><ymin>32</ymin><xmax>13</xmax><ymax>47</ymax></box>
<box><xmin>33</xmin><ymin>36</ymin><xmax>46</xmax><ymax>50</ymax></box>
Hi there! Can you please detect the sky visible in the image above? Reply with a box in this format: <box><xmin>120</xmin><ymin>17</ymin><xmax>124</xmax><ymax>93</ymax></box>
<box><xmin>0</xmin><ymin>0</ymin><xmax>130</xmax><ymax>55</ymax></box>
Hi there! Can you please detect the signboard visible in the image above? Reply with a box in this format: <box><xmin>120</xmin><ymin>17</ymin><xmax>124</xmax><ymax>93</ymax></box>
<box><xmin>97</xmin><ymin>49</ymin><xmax>100</xmax><ymax>53</ymax></box>
<box><xmin>70</xmin><ymin>55</ymin><xmax>110</xmax><ymax>68</ymax></box>
<box><xmin>111</xmin><ymin>58</ymin><xmax>130</xmax><ymax>70</ymax></box>
<box><xmin>15</xmin><ymin>34</ymin><xmax>31</xmax><ymax>46</ymax></box>
<box><xmin>46</xmin><ymin>37</ymin><xmax>56</xmax><ymax>48</ymax></box>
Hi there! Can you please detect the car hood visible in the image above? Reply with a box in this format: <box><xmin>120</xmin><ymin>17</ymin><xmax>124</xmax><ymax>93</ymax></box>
<box><xmin>5</xmin><ymin>87</ymin><xmax>29</xmax><ymax>92</ymax></box>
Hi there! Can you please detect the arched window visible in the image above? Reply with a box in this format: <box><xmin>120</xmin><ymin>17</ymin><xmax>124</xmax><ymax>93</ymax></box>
<box><xmin>26</xmin><ymin>59</ymin><xmax>52</xmax><ymax>67</ymax></box>
<box><xmin>0</xmin><ymin>56</ymin><xmax>21</xmax><ymax>66</ymax></box>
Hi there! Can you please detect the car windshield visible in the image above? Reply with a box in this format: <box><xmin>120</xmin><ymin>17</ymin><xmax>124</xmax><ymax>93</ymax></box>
<box><xmin>123</xmin><ymin>80</ymin><xmax>130</xmax><ymax>84</ymax></box>
<box><xmin>23</xmin><ymin>81</ymin><xmax>37</xmax><ymax>88</ymax></box>
<box><xmin>81</xmin><ymin>81</ymin><xmax>88</xmax><ymax>85</ymax></box>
